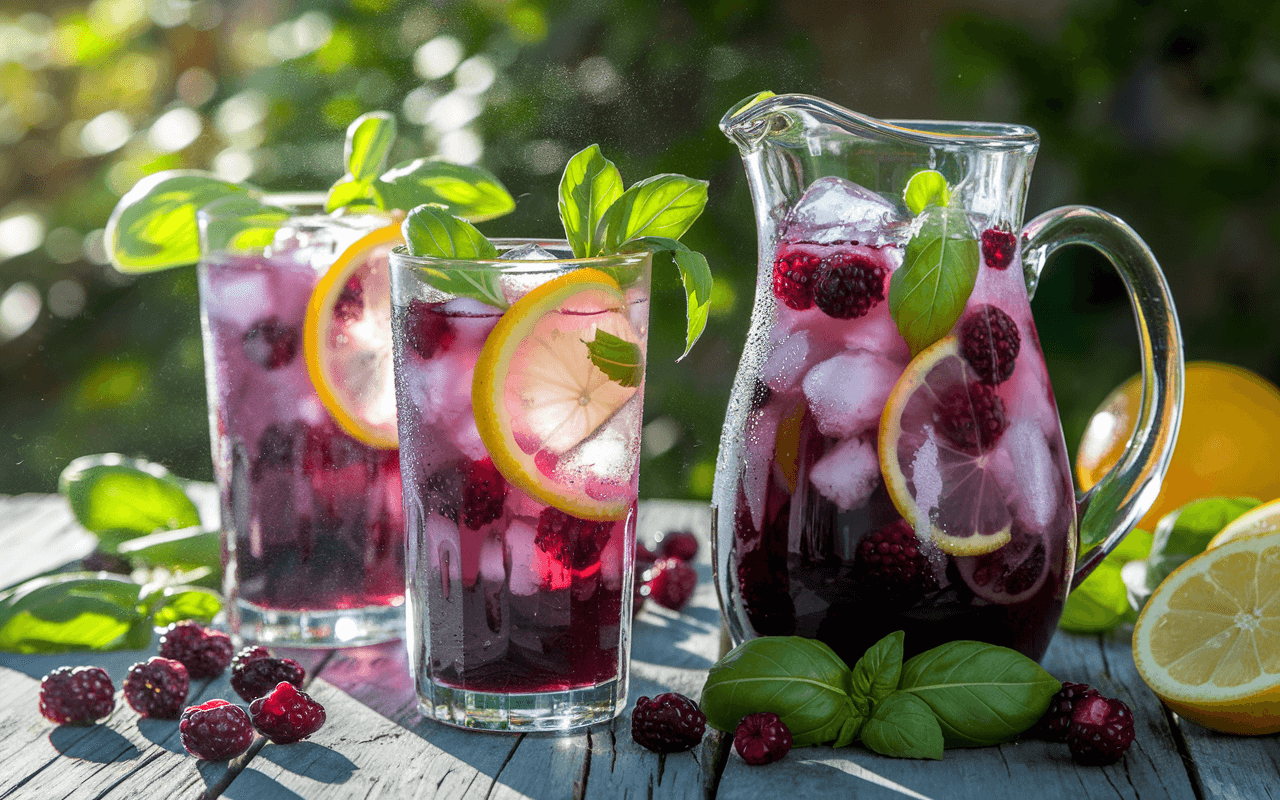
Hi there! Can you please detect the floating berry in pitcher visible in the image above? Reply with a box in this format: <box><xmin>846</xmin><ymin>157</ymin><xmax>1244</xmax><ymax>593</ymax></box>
<box><xmin>632</xmin><ymin>693</ymin><xmax>706</xmax><ymax>753</ymax></box>
<box><xmin>812</xmin><ymin>251</ymin><xmax>888</xmax><ymax>319</ymax></box>
<box><xmin>124</xmin><ymin>657</ymin><xmax>190</xmax><ymax>719</ymax></box>
<box><xmin>403</xmin><ymin>298</ymin><xmax>456</xmax><ymax>359</ymax></box>
<box><xmin>771</xmin><ymin>252</ymin><xmax>822</xmax><ymax>310</ymax></box>
<box><xmin>1067</xmin><ymin>694</ymin><xmax>1135</xmax><ymax>766</ymax></box>
<box><xmin>855</xmin><ymin>519</ymin><xmax>935</xmax><ymax>603</ymax></box>
<box><xmin>961</xmin><ymin>305</ymin><xmax>1021</xmax><ymax>385</ymax></box>
<box><xmin>332</xmin><ymin>274</ymin><xmax>364</xmax><ymax>322</ymax></box>
<box><xmin>159</xmin><ymin>621</ymin><xmax>234</xmax><ymax>679</ymax></box>
<box><xmin>461</xmin><ymin>458</ymin><xmax>508</xmax><ymax>529</ymax></box>
<box><xmin>39</xmin><ymin>666</ymin><xmax>115</xmax><ymax>725</ymax></box>
<box><xmin>242</xmin><ymin>317</ymin><xmax>299</xmax><ymax>370</ymax></box>
<box><xmin>180</xmin><ymin>700</ymin><xmax>254</xmax><ymax>761</ymax></box>
<box><xmin>981</xmin><ymin>228</ymin><xmax>1017</xmax><ymax>270</ymax></box>
<box><xmin>734</xmin><ymin>712</ymin><xmax>793</xmax><ymax>765</ymax></box>
<box><xmin>934</xmin><ymin>381</ymin><xmax>1008</xmax><ymax>452</ymax></box>
<box><xmin>535</xmin><ymin>507</ymin><xmax>614</xmax><ymax>569</ymax></box>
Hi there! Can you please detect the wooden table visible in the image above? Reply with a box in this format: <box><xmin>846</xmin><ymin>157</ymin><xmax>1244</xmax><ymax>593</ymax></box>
<box><xmin>0</xmin><ymin>494</ymin><xmax>1272</xmax><ymax>799</ymax></box>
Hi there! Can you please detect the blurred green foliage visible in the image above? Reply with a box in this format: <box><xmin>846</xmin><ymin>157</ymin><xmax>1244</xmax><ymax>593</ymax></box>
<box><xmin>1</xmin><ymin>0</ymin><xmax>1277</xmax><ymax>499</ymax></box>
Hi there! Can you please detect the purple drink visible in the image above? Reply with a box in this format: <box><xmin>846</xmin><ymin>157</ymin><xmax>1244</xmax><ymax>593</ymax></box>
<box><xmin>198</xmin><ymin>211</ymin><xmax>405</xmax><ymax>646</ymax></box>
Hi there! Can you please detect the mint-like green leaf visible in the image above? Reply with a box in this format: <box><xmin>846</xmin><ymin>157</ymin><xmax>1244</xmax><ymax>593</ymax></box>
<box><xmin>199</xmin><ymin>195</ymin><xmax>290</xmax><ymax>254</ymax></box>
<box><xmin>559</xmin><ymin>145</ymin><xmax>624</xmax><ymax>257</ymax></box>
<box><xmin>900</xmin><ymin>640</ymin><xmax>1060</xmax><ymax>747</ymax></box>
<box><xmin>326</xmin><ymin>175</ymin><xmax>380</xmax><ymax>213</ymax></box>
<box><xmin>0</xmin><ymin>574</ymin><xmax>147</xmax><ymax>653</ymax></box>
<box><xmin>850</xmin><ymin>630</ymin><xmax>904</xmax><ymax>707</ymax></box>
<box><xmin>401</xmin><ymin>205</ymin><xmax>507</xmax><ymax>309</ymax></box>
<box><xmin>376</xmin><ymin>159</ymin><xmax>515</xmax><ymax>221</ymax></box>
<box><xmin>701</xmin><ymin>636</ymin><xmax>859</xmax><ymax>747</ymax></box>
<box><xmin>1145</xmin><ymin>497</ymin><xmax>1260</xmax><ymax>591</ymax></box>
<box><xmin>345</xmin><ymin>111</ymin><xmax>397</xmax><ymax>182</ymax></box>
<box><xmin>150</xmin><ymin>586</ymin><xmax>222</xmax><ymax>627</ymax></box>
<box><xmin>59</xmin><ymin>454</ymin><xmax>201</xmax><ymax>550</ymax></box>
<box><xmin>860</xmin><ymin>692</ymin><xmax>945</xmax><ymax>760</ymax></box>
<box><xmin>116</xmin><ymin>526</ymin><xmax>221</xmax><ymax>571</ymax></box>
<box><xmin>600</xmin><ymin>174</ymin><xmax>708</xmax><ymax>253</ymax></box>
<box><xmin>622</xmin><ymin>236</ymin><xmax>712</xmax><ymax>360</ymax></box>
<box><xmin>584</xmin><ymin>329</ymin><xmax>644</xmax><ymax>387</ymax></box>
<box><xmin>105</xmin><ymin>170</ymin><xmax>255</xmax><ymax>273</ymax></box>
<box><xmin>903</xmin><ymin>169</ymin><xmax>950</xmax><ymax>215</ymax></box>
<box><xmin>1060</xmin><ymin>528</ymin><xmax>1152</xmax><ymax>633</ymax></box>
<box><xmin>888</xmin><ymin>206</ymin><xmax>979</xmax><ymax>355</ymax></box>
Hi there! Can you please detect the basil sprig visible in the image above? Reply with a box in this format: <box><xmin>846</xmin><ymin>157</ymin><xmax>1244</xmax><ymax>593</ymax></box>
<box><xmin>700</xmin><ymin>632</ymin><xmax>1061</xmax><ymax>759</ymax></box>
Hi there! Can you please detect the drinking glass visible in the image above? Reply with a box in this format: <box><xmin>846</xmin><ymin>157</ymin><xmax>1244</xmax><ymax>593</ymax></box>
<box><xmin>197</xmin><ymin>199</ymin><xmax>405</xmax><ymax>647</ymax></box>
<box><xmin>390</xmin><ymin>240</ymin><xmax>651</xmax><ymax>731</ymax></box>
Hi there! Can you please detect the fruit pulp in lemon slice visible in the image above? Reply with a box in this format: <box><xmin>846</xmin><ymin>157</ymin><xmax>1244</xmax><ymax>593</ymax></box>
<box><xmin>879</xmin><ymin>336</ymin><xmax>1014</xmax><ymax>557</ymax></box>
<box><xmin>1132</xmin><ymin>531</ymin><xmax>1280</xmax><ymax>734</ymax></box>
<box><xmin>303</xmin><ymin>223</ymin><xmax>403</xmax><ymax>449</ymax></box>
<box><xmin>473</xmin><ymin>267</ymin><xmax>646</xmax><ymax>522</ymax></box>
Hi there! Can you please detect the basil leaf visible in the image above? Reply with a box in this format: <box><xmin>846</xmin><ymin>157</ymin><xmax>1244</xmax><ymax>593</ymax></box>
<box><xmin>622</xmin><ymin>236</ymin><xmax>712</xmax><ymax>360</ymax></box>
<box><xmin>0</xmin><ymin>574</ymin><xmax>146</xmax><ymax>653</ymax></box>
<box><xmin>600</xmin><ymin>174</ymin><xmax>708</xmax><ymax>253</ymax></box>
<box><xmin>700</xmin><ymin>636</ymin><xmax>859</xmax><ymax>747</ymax></box>
<box><xmin>345</xmin><ymin>111</ymin><xmax>396</xmax><ymax>183</ymax></box>
<box><xmin>105</xmin><ymin>170</ymin><xmax>255</xmax><ymax>273</ymax></box>
<box><xmin>899</xmin><ymin>640</ymin><xmax>1060</xmax><ymax>747</ymax></box>
<box><xmin>1146</xmin><ymin>497</ymin><xmax>1260</xmax><ymax>591</ymax></box>
<box><xmin>851</xmin><ymin>630</ymin><xmax>904</xmax><ymax>707</ymax></box>
<box><xmin>376</xmin><ymin>159</ymin><xmax>516</xmax><ymax>221</ymax></box>
<box><xmin>326</xmin><ymin>176</ymin><xmax>381</xmax><ymax>213</ymax></box>
<box><xmin>903</xmin><ymin>170</ymin><xmax>950</xmax><ymax>215</ymax></box>
<box><xmin>198</xmin><ymin>195</ymin><xmax>290</xmax><ymax>254</ymax></box>
<box><xmin>559</xmin><ymin>145</ymin><xmax>623</xmax><ymax>258</ymax></box>
<box><xmin>150</xmin><ymin>587</ymin><xmax>222</xmax><ymax>627</ymax></box>
<box><xmin>116</xmin><ymin>527</ymin><xmax>221</xmax><ymax>571</ymax></box>
<box><xmin>860</xmin><ymin>691</ymin><xmax>944</xmax><ymax>760</ymax></box>
<box><xmin>584</xmin><ymin>330</ymin><xmax>644</xmax><ymax>388</ymax></box>
<box><xmin>59</xmin><ymin>455</ymin><xmax>202</xmax><ymax>549</ymax></box>
<box><xmin>833</xmin><ymin>712</ymin><xmax>866</xmax><ymax>748</ymax></box>
<box><xmin>888</xmin><ymin>206</ymin><xmax>980</xmax><ymax>356</ymax></box>
<box><xmin>402</xmin><ymin>204</ymin><xmax>498</xmax><ymax>260</ymax></box>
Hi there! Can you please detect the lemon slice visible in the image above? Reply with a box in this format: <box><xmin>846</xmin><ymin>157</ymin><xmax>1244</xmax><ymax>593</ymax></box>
<box><xmin>878</xmin><ymin>336</ymin><xmax>1012</xmax><ymax>556</ymax></box>
<box><xmin>1208</xmin><ymin>498</ymin><xmax>1280</xmax><ymax>550</ymax></box>
<box><xmin>302</xmin><ymin>223</ymin><xmax>403</xmax><ymax>449</ymax></box>
<box><xmin>1132</xmin><ymin>531</ymin><xmax>1280</xmax><ymax>734</ymax></box>
<box><xmin>472</xmin><ymin>267</ymin><xmax>643</xmax><ymax>521</ymax></box>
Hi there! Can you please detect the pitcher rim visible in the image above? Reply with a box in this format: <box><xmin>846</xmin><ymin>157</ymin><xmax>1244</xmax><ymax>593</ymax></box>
<box><xmin>721</xmin><ymin>93</ymin><xmax>1040</xmax><ymax>151</ymax></box>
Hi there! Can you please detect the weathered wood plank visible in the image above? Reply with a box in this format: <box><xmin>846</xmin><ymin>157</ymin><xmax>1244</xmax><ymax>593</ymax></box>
<box><xmin>1171</xmin><ymin>714</ymin><xmax>1280</xmax><ymax>799</ymax></box>
<box><xmin>714</xmin><ymin>630</ymin><xmax>1201</xmax><ymax>800</ymax></box>
<box><xmin>0</xmin><ymin>494</ymin><xmax>96</xmax><ymax>590</ymax></box>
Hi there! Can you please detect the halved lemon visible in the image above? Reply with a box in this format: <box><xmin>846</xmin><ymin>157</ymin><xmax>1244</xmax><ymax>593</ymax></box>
<box><xmin>878</xmin><ymin>336</ymin><xmax>1012</xmax><ymax>556</ymax></box>
<box><xmin>472</xmin><ymin>267</ymin><xmax>644</xmax><ymax>521</ymax></box>
<box><xmin>1208</xmin><ymin>497</ymin><xmax>1280</xmax><ymax>550</ymax></box>
<box><xmin>303</xmin><ymin>223</ymin><xmax>403</xmax><ymax>449</ymax></box>
<box><xmin>1132</xmin><ymin>531</ymin><xmax>1280</xmax><ymax>734</ymax></box>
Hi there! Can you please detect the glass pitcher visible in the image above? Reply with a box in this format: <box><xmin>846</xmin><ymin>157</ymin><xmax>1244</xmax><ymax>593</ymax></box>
<box><xmin>712</xmin><ymin>93</ymin><xmax>1183</xmax><ymax>664</ymax></box>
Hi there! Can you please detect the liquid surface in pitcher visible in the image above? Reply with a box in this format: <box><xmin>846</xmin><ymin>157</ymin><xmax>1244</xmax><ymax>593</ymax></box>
<box><xmin>714</xmin><ymin>168</ymin><xmax>1077</xmax><ymax>664</ymax></box>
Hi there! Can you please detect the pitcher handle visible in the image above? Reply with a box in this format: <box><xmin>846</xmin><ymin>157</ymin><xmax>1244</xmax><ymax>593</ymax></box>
<box><xmin>1021</xmin><ymin>206</ymin><xmax>1184</xmax><ymax>585</ymax></box>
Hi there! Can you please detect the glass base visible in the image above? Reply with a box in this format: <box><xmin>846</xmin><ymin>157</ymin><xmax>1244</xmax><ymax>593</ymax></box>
<box><xmin>229</xmin><ymin>599</ymin><xmax>404</xmax><ymax>648</ymax></box>
<box><xmin>417</xmin><ymin>677</ymin><xmax>626</xmax><ymax>732</ymax></box>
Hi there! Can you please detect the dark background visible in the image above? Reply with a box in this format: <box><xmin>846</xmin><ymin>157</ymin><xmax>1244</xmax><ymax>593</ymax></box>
<box><xmin>2</xmin><ymin>0</ymin><xmax>1277</xmax><ymax>498</ymax></box>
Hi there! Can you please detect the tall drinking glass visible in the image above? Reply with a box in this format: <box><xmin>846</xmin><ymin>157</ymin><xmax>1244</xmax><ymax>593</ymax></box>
<box><xmin>197</xmin><ymin>199</ymin><xmax>405</xmax><ymax>646</ymax></box>
<box><xmin>390</xmin><ymin>240</ymin><xmax>651</xmax><ymax>731</ymax></box>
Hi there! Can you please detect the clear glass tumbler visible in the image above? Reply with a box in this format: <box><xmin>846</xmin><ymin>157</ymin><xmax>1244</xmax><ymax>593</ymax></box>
<box><xmin>389</xmin><ymin>240</ymin><xmax>651</xmax><ymax>731</ymax></box>
<box><xmin>197</xmin><ymin>199</ymin><xmax>405</xmax><ymax>647</ymax></box>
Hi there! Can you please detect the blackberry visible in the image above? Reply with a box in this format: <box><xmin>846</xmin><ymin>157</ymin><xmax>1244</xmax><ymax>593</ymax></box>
<box><xmin>812</xmin><ymin>251</ymin><xmax>888</xmax><ymax>319</ymax></box>
<box><xmin>230</xmin><ymin>646</ymin><xmax>306</xmax><ymax>703</ymax></box>
<box><xmin>646</xmin><ymin>557</ymin><xmax>697</xmax><ymax>610</ymax></box>
<box><xmin>749</xmin><ymin>379</ymin><xmax>773</xmax><ymax>411</ymax></box>
<box><xmin>242</xmin><ymin>317</ymin><xmax>299</xmax><ymax>370</ymax></box>
<box><xmin>1067</xmin><ymin>694</ymin><xmax>1136</xmax><ymax>766</ymax></box>
<box><xmin>535</xmin><ymin>507</ymin><xmax>614</xmax><ymax>569</ymax></box>
<box><xmin>460</xmin><ymin>459</ymin><xmax>507</xmax><ymax>529</ymax></box>
<box><xmin>654</xmin><ymin>530</ymin><xmax>699</xmax><ymax>562</ymax></box>
<box><xmin>960</xmin><ymin>304</ymin><xmax>1021</xmax><ymax>385</ymax></box>
<box><xmin>333</xmin><ymin>274</ymin><xmax>364</xmax><ymax>322</ymax></box>
<box><xmin>180</xmin><ymin>700</ymin><xmax>254</xmax><ymax>761</ymax></box>
<box><xmin>934</xmin><ymin>381</ymin><xmax>1008</xmax><ymax>452</ymax></box>
<box><xmin>403</xmin><ymin>298</ymin><xmax>455</xmax><ymax>360</ymax></box>
<box><xmin>123</xmin><ymin>657</ymin><xmax>190</xmax><ymax>719</ymax></box>
<box><xmin>631</xmin><ymin>693</ymin><xmax>706</xmax><ymax>753</ymax></box>
<box><xmin>39</xmin><ymin>666</ymin><xmax>115</xmax><ymax>725</ymax></box>
<box><xmin>856</xmin><ymin>519</ymin><xmax>934</xmax><ymax>603</ymax></box>
<box><xmin>1032</xmin><ymin>681</ymin><xmax>1099</xmax><ymax>741</ymax></box>
<box><xmin>771</xmin><ymin>252</ymin><xmax>822</xmax><ymax>310</ymax></box>
<box><xmin>981</xmin><ymin>228</ymin><xmax>1017</xmax><ymax>270</ymax></box>
<box><xmin>158</xmin><ymin>621</ymin><xmax>234</xmax><ymax>679</ymax></box>
<box><xmin>249</xmin><ymin>681</ymin><xmax>326</xmax><ymax>744</ymax></box>
<box><xmin>734</xmin><ymin>712</ymin><xmax>793</xmax><ymax>765</ymax></box>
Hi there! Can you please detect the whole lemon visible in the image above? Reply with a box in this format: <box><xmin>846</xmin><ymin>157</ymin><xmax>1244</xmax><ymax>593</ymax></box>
<box><xmin>1076</xmin><ymin>362</ymin><xmax>1280</xmax><ymax>532</ymax></box>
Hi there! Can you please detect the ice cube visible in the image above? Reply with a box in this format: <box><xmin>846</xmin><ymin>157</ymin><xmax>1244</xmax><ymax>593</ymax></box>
<box><xmin>842</xmin><ymin>291</ymin><xmax>912</xmax><ymax>366</ymax></box>
<box><xmin>782</xmin><ymin>176</ymin><xmax>904</xmax><ymax>247</ymax></box>
<box><xmin>808</xmin><ymin>436</ymin><xmax>881</xmax><ymax>510</ymax></box>
<box><xmin>498</xmin><ymin>243</ymin><xmax>559</xmax><ymax>261</ymax></box>
<box><xmin>802</xmin><ymin>351</ymin><xmax>901</xmax><ymax>438</ymax></box>
<box><xmin>999</xmin><ymin>418</ymin><xmax>1060</xmax><ymax>531</ymax></box>
<box><xmin>504</xmin><ymin>519</ymin><xmax>542</xmax><ymax>596</ymax></box>
<box><xmin>480</xmin><ymin>535</ymin><xmax>506</xmax><ymax>583</ymax></box>
<box><xmin>204</xmin><ymin>271</ymin><xmax>273</xmax><ymax>329</ymax></box>
<box><xmin>761</xmin><ymin>330</ymin><xmax>812</xmax><ymax>393</ymax></box>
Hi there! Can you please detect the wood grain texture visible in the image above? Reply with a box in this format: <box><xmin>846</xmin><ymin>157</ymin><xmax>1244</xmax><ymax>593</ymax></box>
<box><xmin>0</xmin><ymin>494</ymin><xmax>96</xmax><ymax>590</ymax></box>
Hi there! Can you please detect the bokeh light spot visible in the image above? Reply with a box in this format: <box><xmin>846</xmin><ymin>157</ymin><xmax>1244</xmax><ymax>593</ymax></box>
<box><xmin>147</xmin><ymin>107</ymin><xmax>202</xmax><ymax>152</ymax></box>
<box><xmin>177</xmin><ymin>67</ymin><xmax>217</xmax><ymax>107</ymax></box>
<box><xmin>80</xmin><ymin>110</ymin><xmax>132</xmax><ymax>156</ymax></box>
<box><xmin>414</xmin><ymin>35</ymin><xmax>463</xmax><ymax>80</ymax></box>
<box><xmin>48</xmin><ymin>279</ymin><xmax>86</xmax><ymax>318</ymax></box>
<box><xmin>437</xmin><ymin>128</ymin><xmax>482</xmax><ymax>164</ymax></box>
<box><xmin>0</xmin><ymin>210</ymin><xmax>46</xmax><ymax>260</ymax></box>
<box><xmin>0</xmin><ymin>282</ymin><xmax>42</xmax><ymax>341</ymax></box>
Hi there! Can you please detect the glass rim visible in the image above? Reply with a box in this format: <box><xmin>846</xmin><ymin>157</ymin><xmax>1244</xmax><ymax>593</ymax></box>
<box><xmin>389</xmin><ymin>238</ymin><xmax>652</xmax><ymax>271</ymax></box>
